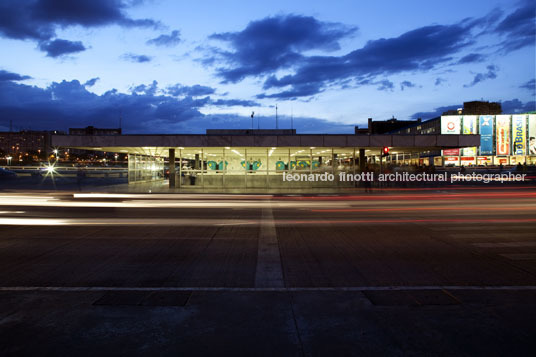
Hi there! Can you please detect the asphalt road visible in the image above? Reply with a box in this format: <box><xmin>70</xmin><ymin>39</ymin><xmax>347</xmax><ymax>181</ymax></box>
<box><xmin>1</xmin><ymin>189</ymin><xmax>535</xmax><ymax>355</ymax></box>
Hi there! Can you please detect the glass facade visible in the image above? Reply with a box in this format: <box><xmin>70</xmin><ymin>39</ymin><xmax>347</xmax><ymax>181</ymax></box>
<box><xmin>128</xmin><ymin>154</ymin><xmax>164</xmax><ymax>183</ymax></box>
<box><xmin>173</xmin><ymin>147</ymin><xmax>368</xmax><ymax>189</ymax></box>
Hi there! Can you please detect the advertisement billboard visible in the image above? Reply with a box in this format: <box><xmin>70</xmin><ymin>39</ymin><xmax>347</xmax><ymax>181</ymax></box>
<box><xmin>444</xmin><ymin>157</ymin><xmax>459</xmax><ymax>165</ymax></box>
<box><xmin>462</xmin><ymin>116</ymin><xmax>477</xmax><ymax>134</ymax></box>
<box><xmin>443</xmin><ymin>148</ymin><xmax>460</xmax><ymax>156</ymax></box>
<box><xmin>441</xmin><ymin>116</ymin><xmax>461</xmax><ymax>134</ymax></box>
<box><xmin>495</xmin><ymin>115</ymin><xmax>511</xmax><ymax>155</ymax></box>
<box><xmin>462</xmin><ymin>147</ymin><xmax>477</xmax><ymax>156</ymax></box>
<box><xmin>479</xmin><ymin>115</ymin><xmax>494</xmax><ymax>155</ymax></box>
<box><xmin>529</xmin><ymin>114</ymin><xmax>536</xmax><ymax>155</ymax></box>
<box><xmin>512</xmin><ymin>115</ymin><xmax>526</xmax><ymax>155</ymax></box>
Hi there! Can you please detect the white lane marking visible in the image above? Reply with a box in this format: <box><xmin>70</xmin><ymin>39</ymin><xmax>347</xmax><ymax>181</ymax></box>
<box><xmin>473</xmin><ymin>242</ymin><xmax>536</xmax><ymax>248</ymax></box>
<box><xmin>500</xmin><ymin>254</ymin><xmax>536</xmax><ymax>260</ymax></box>
<box><xmin>0</xmin><ymin>286</ymin><xmax>536</xmax><ymax>292</ymax></box>
<box><xmin>255</xmin><ymin>201</ymin><xmax>284</xmax><ymax>288</ymax></box>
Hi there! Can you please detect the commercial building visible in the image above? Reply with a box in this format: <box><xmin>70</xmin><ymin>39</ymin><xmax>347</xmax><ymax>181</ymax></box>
<box><xmin>393</xmin><ymin>114</ymin><xmax>536</xmax><ymax>166</ymax></box>
<box><xmin>52</xmin><ymin>129</ymin><xmax>479</xmax><ymax>190</ymax></box>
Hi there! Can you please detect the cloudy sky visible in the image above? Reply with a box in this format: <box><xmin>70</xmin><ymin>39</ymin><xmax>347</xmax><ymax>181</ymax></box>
<box><xmin>0</xmin><ymin>0</ymin><xmax>534</xmax><ymax>133</ymax></box>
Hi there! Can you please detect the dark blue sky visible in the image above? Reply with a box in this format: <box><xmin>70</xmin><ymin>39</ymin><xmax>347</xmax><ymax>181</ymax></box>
<box><xmin>0</xmin><ymin>0</ymin><xmax>534</xmax><ymax>133</ymax></box>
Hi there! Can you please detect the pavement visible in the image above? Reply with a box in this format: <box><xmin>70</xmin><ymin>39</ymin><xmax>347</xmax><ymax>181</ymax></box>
<box><xmin>0</xmin><ymin>188</ymin><xmax>536</xmax><ymax>355</ymax></box>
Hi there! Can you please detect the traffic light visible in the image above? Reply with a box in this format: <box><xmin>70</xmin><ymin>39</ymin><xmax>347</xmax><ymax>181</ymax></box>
<box><xmin>382</xmin><ymin>147</ymin><xmax>390</xmax><ymax>156</ymax></box>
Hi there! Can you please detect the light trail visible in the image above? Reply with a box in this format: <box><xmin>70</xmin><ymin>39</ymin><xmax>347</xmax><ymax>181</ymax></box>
<box><xmin>1</xmin><ymin>286</ymin><xmax>536</xmax><ymax>292</ymax></box>
<box><xmin>0</xmin><ymin>217</ymin><xmax>257</xmax><ymax>226</ymax></box>
<box><xmin>312</xmin><ymin>206</ymin><xmax>536</xmax><ymax>212</ymax></box>
<box><xmin>2</xmin><ymin>217</ymin><xmax>536</xmax><ymax>226</ymax></box>
<box><xmin>278</xmin><ymin>192</ymin><xmax>536</xmax><ymax>200</ymax></box>
<box><xmin>284</xmin><ymin>218</ymin><xmax>536</xmax><ymax>224</ymax></box>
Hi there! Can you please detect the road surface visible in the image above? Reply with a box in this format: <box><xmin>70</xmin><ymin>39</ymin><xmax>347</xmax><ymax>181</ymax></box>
<box><xmin>1</xmin><ymin>189</ymin><xmax>535</xmax><ymax>355</ymax></box>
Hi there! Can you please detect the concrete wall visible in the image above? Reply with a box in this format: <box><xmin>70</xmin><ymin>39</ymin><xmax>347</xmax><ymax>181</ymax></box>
<box><xmin>51</xmin><ymin>134</ymin><xmax>480</xmax><ymax>150</ymax></box>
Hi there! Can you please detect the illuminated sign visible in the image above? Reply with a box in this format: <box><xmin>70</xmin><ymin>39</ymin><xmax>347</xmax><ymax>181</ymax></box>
<box><xmin>462</xmin><ymin>116</ymin><xmax>477</xmax><ymax>157</ymax></box>
<box><xmin>462</xmin><ymin>116</ymin><xmax>477</xmax><ymax>134</ymax></box>
<box><xmin>529</xmin><ymin>115</ymin><xmax>536</xmax><ymax>155</ymax></box>
<box><xmin>495</xmin><ymin>115</ymin><xmax>511</xmax><ymax>155</ymax></box>
<box><xmin>479</xmin><ymin>115</ymin><xmax>494</xmax><ymax>155</ymax></box>
<box><xmin>462</xmin><ymin>147</ymin><xmax>477</xmax><ymax>156</ymax></box>
<box><xmin>512</xmin><ymin>115</ymin><xmax>526</xmax><ymax>155</ymax></box>
<box><xmin>444</xmin><ymin>157</ymin><xmax>459</xmax><ymax>163</ymax></box>
<box><xmin>477</xmin><ymin>156</ymin><xmax>492</xmax><ymax>166</ymax></box>
<box><xmin>441</xmin><ymin>116</ymin><xmax>461</xmax><ymax>134</ymax></box>
<box><xmin>443</xmin><ymin>148</ymin><xmax>460</xmax><ymax>156</ymax></box>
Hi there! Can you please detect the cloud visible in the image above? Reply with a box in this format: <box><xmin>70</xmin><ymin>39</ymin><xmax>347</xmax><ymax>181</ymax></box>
<box><xmin>256</xmin><ymin>21</ymin><xmax>476</xmax><ymax>98</ymax></box>
<box><xmin>400</xmin><ymin>80</ymin><xmax>416</xmax><ymax>91</ymax></box>
<box><xmin>176</xmin><ymin>114</ymin><xmax>356</xmax><ymax>134</ymax></box>
<box><xmin>207</xmin><ymin>14</ymin><xmax>357</xmax><ymax>83</ymax></box>
<box><xmin>203</xmin><ymin>2</ymin><xmax>532</xmax><ymax>100</ymax></box>
<box><xmin>410</xmin><ymin>104</ymin><xmax>460</xmax><ymax>120</ymax></box>
<box><xmin>457</xmin><ymin>53</ymin><xmax>485</xmax><ymax>64</ymax></box>
<box><xmin>493</xmin><ymin>0</ymin><xmax>536</xmax><ymax>52</ymax></box>
<box><xmin>501</xmin><ymin>98</ymin><xmax>536</xmax><ymax>113</ymax></box>
<box><xmin>464</xmin><ymin>65</ymin><xmax>498</xmax><ymax>87</ymax></box>
<box><xmin>146</xmin><ymin>30</ymin><xmax>181</xmax><ymax>46</ymax></box>
<box><xmin>121</xmin><ymin>53</ymin><xmax>152</xmax><ymax>63</ymax></box>
<box><xmin>130</xmin><ymin>80</ymin><xmax>159</xmax><ymax>95</ymax></box>
<box><xmin>256</xmin><ymin>83</ymin><xmax>323</xmax><ymax>100</ymax></box>
<box><xmin>166</xmin><ymin>84</ymin><xmax>216</xmax><ymax>97</ymax></box>
<box><xmin>0</xmin><ymin>79</ymin><xmax>204</xmax><ymax>133</ymax></box>
<box><xmin>0</xmin><ymin>0</ymin><xmax>157</xmax><ymax>56</ymax></box>
<box><xmin>410</xmin><ymin>99</ymin><xmax>536</xmax><ymax>120</ymax></box>
<box><xmin>84</xmin><ymin>77</ymin><xmax>100</xmax><ymax>87</ymax></box>
<box><xmin>0</xmin><ymin>70</ymin><xmax>31</xmax><ymax>82</ymax></box>
<box><xmin>519</xmin><ymin>79</ymin><xmax>535</xmax><ymax>95</ymax></box>
<box><xmin>434</xmin><ymin>78</ymin><xmax>446</xmax><ymax>86</ymax></box>
<box><xmin>377</xmin><ymin>80</ymin><xmax>395</xmax><ymax>91</ymax></box>
<box><xmin>0</xmin><ymin>79</ymin><xmax>277</xmax><ymax>133</ymax></box>
<box><xmin>211</xmin><ymin>99</ymin><xmax>260</xmax><ymax>107</ymax></box>
<box><xmin>38</xmin><ymin>39</ymin><xmax>86</xmax><ymax>57</ymax></box>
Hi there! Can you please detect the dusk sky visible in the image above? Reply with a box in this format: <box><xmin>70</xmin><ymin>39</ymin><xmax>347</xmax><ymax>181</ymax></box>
<box><xmin>0</xmin><ymin>0</ymin><xmax>534</xmax><ymax>134</ymax></box>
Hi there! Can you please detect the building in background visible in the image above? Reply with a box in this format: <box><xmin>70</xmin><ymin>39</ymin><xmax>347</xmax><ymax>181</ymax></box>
<box><xmin>461</xmin><ymin>101</ymin><xmax>502</xmax><ymax>115</ymax></box>
<box><xmin>355</xmin><ymin>117</ymin><xmax>422</xmax><ymax>135</ymax></box>
<box><xmin>69</xmin><ymin>126</ymin><xmax>122</xmax><ymax>136</ymax></box>
<box><xmin>392</xmin><ymin>113</ymin><xmax>536</xmax><ymax>166</ymax></box>
<box><xmin>0</xmin><ymin>130</ymin><xmax>56</xmax><ymax>162</ymax></box>
<box><xmin>395</xmin><ymin>101</ymin><xmax>503</xmax><ymax>135</ymax></box>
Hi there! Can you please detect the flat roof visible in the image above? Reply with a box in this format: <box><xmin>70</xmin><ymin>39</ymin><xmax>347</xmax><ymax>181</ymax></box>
<box><xmin>51</xmin><ymin>133</ymin><xmax>480</xmax><ymax>157</ymax></box>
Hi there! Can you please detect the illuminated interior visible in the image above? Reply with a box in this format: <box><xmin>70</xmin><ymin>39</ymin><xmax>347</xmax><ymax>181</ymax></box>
<box><xmin>120</xmin><ymin>146</ymin><xmax>430</xmax><ymax>188</ymax></box>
